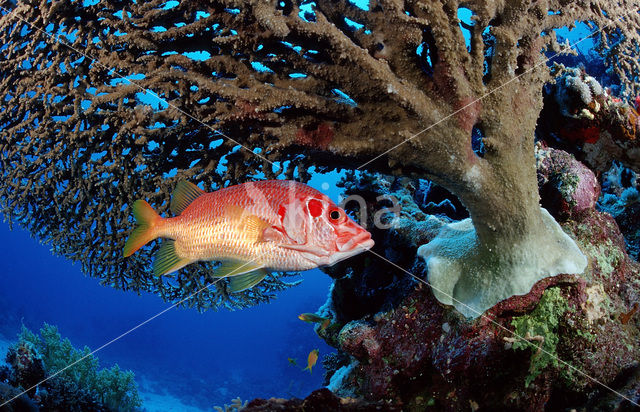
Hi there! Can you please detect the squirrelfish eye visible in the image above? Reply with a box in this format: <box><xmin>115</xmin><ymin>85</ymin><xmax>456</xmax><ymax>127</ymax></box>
<box><xmin>329</xmin><ymin>209</ymin><xmax>342</xmax><ymax>221</ymax></box>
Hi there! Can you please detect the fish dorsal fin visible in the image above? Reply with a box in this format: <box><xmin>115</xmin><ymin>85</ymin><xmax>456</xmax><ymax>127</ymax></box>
<box><xmin>170</xmin><ymin>181</ymin><xmax>205</xmax><ymax>216</ymax></box>
<box><xmin>212</xmin><ymin>259</ymin><xmax>265</xmax><ymax>278</ymax></box>
<box><xmin>153</xmin><ymin>240</ymin><xmax>191</xmax><ymax>276</ymax></box>
<box><xmin>224</xmin><ymin>205</ymin><xmax>273</xmax><ymax>243</ymax></box>
<box><xmin>229</xmin><ymin>270</ymin><xmax>268</xmax><ymax>293</ymax></box>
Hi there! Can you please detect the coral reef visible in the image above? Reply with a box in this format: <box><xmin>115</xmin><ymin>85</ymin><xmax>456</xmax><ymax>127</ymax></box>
<box><xmin>1</xmin><ymin>1</ymin><xmax>640</xmax><ymax>310</ymax></box>
<box><xmin>214</xmin><ymin>396</ymin><xmax>248</xmax><ymax>412</ymax></box>
<box><xmin>536</xmin><ymin>143</ymin><xmax>601</xmax><ymax>220</ymax></box>
<box><xmin>4</xmin><ymin>340</ymin><xmax>45</xmax><ymax>398</ymax></box>
<box><xmin>598</xmin><ymin>162</ymin><xmax>640</xmax><ymax>261</ymax></box>
<box><xmin>508</xmin><ymin>287</ymin><xmax>570</xmax><ymax>386</ymax></box>
<box><xmin>243</xmin><ymin>388</ymin><xmax>399</xmax><ymax>411</ymax></box>
<box><xmin>0</xmin><ymin>324</ymin><xmax>141</xmax><ymax>412</ymax></box>
<box><xmin>0</xmin><ymin>382</ymin><xmax>38</xmax><ymax>412</ymax></box>
<box><xmin>315</xmin><ymin>154</ymin><xmax>640</xmax><ymax>410</ymax></box>
<box><xmin>542</xmin><ymin>64</ymin><xmax>640</xmax><ymax>173</ymax></box>
<box><xmin>541</xmin><ymin>67</ymin><xmax>640</xmax><ymax>262</ymax></box>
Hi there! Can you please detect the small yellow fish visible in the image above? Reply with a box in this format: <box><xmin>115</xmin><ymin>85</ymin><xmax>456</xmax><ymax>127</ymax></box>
<box><xmin>304</xmin><ymin>349</ymin><xmax>319</xmax><ymax>373</ymax></box>
<box><xmin>287</xmin><ymin>357</ymin><xmax>297</xmax><ymax>366</ymax></box>
<box><xmin>298</xmin><ymin>313</ymin><xmax>331</xmax><ymax>330</ymax></box>
<box><xmin>320</xmin><ymin>319</ymin><xmax>330</xmax><ymax>331</ymax></box>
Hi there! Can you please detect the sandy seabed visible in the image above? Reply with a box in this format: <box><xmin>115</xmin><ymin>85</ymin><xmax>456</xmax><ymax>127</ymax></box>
<box><xmin>139</xmin><ymin>390</ymin><xmax>208</xmax><ymax>412</ymax></box>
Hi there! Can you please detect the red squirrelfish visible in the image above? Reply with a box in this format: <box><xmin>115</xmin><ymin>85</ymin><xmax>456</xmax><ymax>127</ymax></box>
<box><xmin>123</xmin><ymin>180</ymin><xmax>374</xmax><ymax>292</ymax></box>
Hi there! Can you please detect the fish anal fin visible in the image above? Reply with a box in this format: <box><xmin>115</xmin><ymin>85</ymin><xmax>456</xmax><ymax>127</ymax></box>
<box><xmin>229</xmin><ymin>270</ymin><xmax>268</xmax><ymax>293</ymax></box>
<box><xmin>170</xmin><ymin>181</ymin><xmax>205</xmax><ymax>216</ymax></box>
<box><xmin>212</xmin><ymin>260</ymin><xmax>265</xmax><ymax>278</ymax></box>
<box><xmin>153</xmin><ymin>240</ymin><xmax>191</xmax><ymax>276</ymax></box>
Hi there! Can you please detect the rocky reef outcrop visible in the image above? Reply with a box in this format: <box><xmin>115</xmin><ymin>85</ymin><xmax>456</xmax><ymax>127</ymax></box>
<box><xmin>0</xmin><ymin>324</ymin><xmax>141</xmax><ymax>412</ymax></box>
<box><xmin>309</xmin><ymin>146</ymin><xmax>640</xmax><ymax>411</ymax></box>
<box><xmin>242</xmin><ymin>388</ymin><xmax>399</xmax><ymax>411</ymax></box>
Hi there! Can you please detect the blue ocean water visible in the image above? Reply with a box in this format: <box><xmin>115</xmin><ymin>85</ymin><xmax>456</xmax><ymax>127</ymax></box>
<box><xmin>0</xmin><ymin>177</ymin><xmax>342</xmax><ymax>410</ymax></box>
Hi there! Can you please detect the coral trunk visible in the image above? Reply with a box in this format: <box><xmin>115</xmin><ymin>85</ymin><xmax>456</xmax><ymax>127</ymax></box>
<box><xmin>419</xmin><ymin>140</ymin><xmax>588</xmax><ymax>317</ymax></box>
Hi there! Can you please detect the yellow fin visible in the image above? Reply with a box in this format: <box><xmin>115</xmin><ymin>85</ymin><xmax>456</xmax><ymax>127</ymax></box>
<box><xmin>224</xmin><ymin>205</ymin><xmax>273</xmax><ymax>243</ymax></box>
<box><xmin>212</xmin><ymin>259</ymin><xmax>265</xmax><ymax>278</ymax></box>
<box><xmin>153</xmin><ymin>240</ymin><xmax>191</xmax><ymax>276</ymax></box>
<box><xmin>123</xmin><ymin>200</ymin><xmax>162</xmax><ymax>257</ymax></box>
<box><xmin>170</xmin><ymin>181</ymin><xmax>205</xmax><ymax>216</ymax></box>
<box><xmin>229</xmin><ymin>270</ymin><xmax>268</xmax><ymax>293</ymax></box>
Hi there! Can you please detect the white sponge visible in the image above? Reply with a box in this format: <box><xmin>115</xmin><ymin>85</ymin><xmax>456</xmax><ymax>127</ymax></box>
<box><xmin>418</xmin><ymin>208</ymin><xmax>587</xmax><ymax>318</ymax></box>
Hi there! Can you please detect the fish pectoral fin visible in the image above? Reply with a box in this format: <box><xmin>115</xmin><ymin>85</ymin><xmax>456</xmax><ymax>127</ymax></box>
<box><xmin>279</xmin><ymin>243</ymin><xmax>330</xmax><ymax>256</ymax></box>
<box><xmin>229</xmin><ymin>270</ymin><xmax>269</xmax><ymax>293</ymax></box>
<box><xmin>212</xmin><ymin>260</ymin><xmax>265</xmax><ymax>278</ymax></box>
<box><xmin>224</xmin><ymin>205</ymin><xmax>274</xmax><ymax>243</ymax></box>
<box><xmin>153</xmin><ymin>240</ymin><xmax>191</xmax><ymax>276</ymax></box>
<box><xmin>243</xmin><ymin>216</ymin><xmax>273</xmax><ymax>243</ymax></box>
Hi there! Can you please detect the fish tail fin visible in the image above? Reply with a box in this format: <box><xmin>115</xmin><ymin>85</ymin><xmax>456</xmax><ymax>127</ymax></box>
<box><xmin>303</xmin><ymin>366</ymin><xmax>312</xmax><ymax>373</ymax></box>
<box><xmin>123</xmin><ymin>200</ymin><xmax>163</xmax><ymax>257</ymax></box>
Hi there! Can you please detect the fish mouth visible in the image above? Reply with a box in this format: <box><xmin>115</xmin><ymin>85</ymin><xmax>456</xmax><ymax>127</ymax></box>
<box><xmin>337</xmin><ymin>231</ymin><xmax>374</xmax><ymax>253</ymax></box>
<box><xmin>327</xmin><ymin>233</ymin><xmax>374</xmax><ymax>267</ymax></box>
<box><xmin>358</xmin><ymin>237</ymin><xmax>375</xmax><ymax>251</ymax></box>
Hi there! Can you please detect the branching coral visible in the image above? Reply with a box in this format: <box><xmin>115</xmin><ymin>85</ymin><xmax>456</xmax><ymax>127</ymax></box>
<box><xmin>214</xmin><ymin>397</ymin><xmax>247</xmax><ymax>412</ymax></box>
<box><xmin>0</xmin><ymin>1</ymin><xmax>639</xmax><ymax>312</ymax></box>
